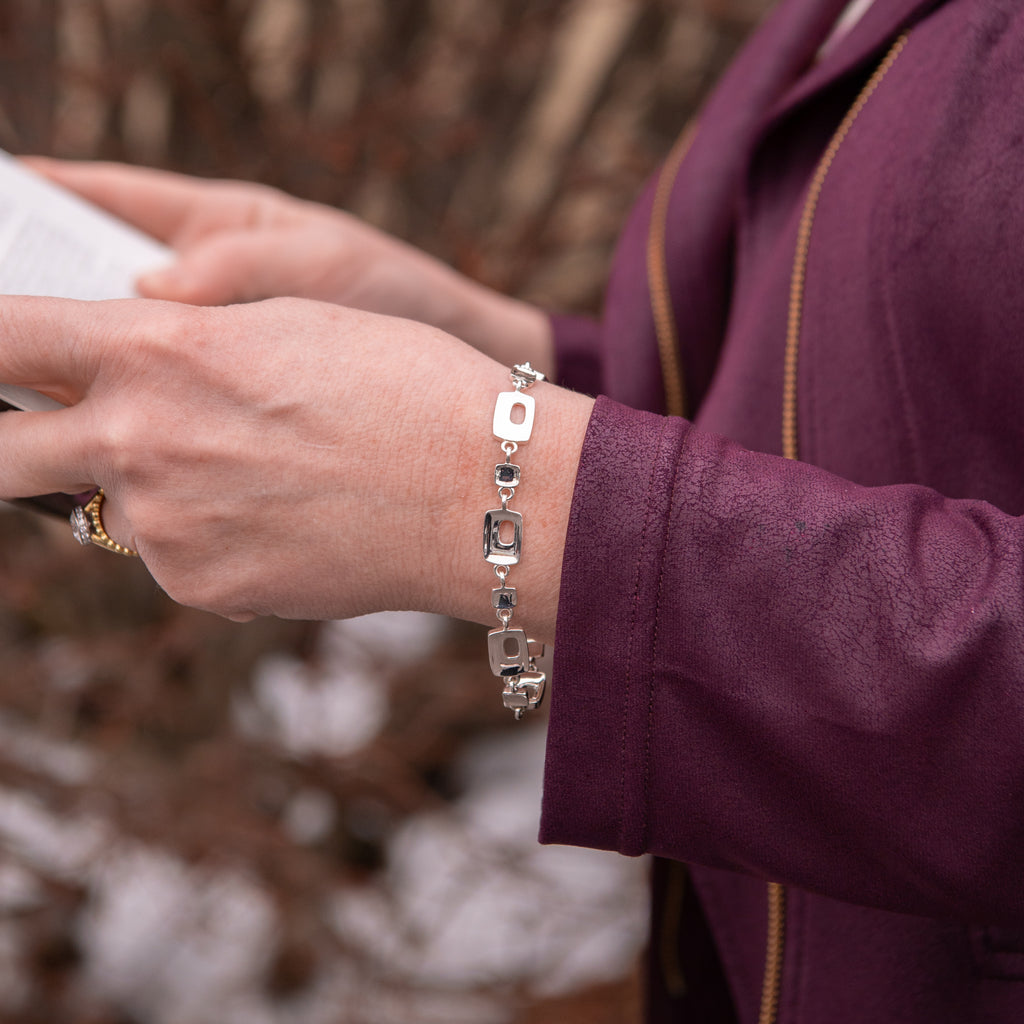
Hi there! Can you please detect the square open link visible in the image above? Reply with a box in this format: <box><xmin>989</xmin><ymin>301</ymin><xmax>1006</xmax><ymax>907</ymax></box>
<box><xmin>483</xmin><ymin>508</ymin><xmax>522</xmax><ymax>565</ymax></box>
<box><xmin>492</xmin><ymin>391</ymin><xmax>536</xmax><ymax>443</ymax></box>
<box><xmin>487</xmin><ymin>627</ymin><xmax>530</xmax><ymax>677</ymax></box>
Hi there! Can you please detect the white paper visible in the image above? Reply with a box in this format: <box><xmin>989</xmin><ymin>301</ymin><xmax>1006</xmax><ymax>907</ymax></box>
<box><xmin>0</xmin><ymin>151</ymin><xmax>172</xmax><ymax>411</ymax></box>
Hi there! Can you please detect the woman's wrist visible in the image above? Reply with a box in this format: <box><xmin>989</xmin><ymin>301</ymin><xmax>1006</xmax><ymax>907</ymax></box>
<box><xmin>420</xmin><ymin>355</ymin><xmax>592</xmax><ymax>645</ymax></box>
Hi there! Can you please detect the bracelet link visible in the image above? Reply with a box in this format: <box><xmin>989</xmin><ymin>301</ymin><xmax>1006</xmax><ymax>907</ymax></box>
<box><xmin>495</xmin><ymin>461</ymin><xmax>520</xmax><ymax>488</ymax></box>
<box><xmin>502</xmin><ymin>672</ymin><xmax>546</xmax><ymax>716</ymax></box>
<box><xmin>493</xmin><ymin>391</ymin><xmax>536</xmax><ymax>443</ymax></box>
<box><xmin>487</xmin><ymin>626</ymin><xmax>530</xmax><ymax>677</ymax></box>
<box><xmin>483</xmin><ymin>508</ymin><xmax>523</xmax><ymax>564</ymax></box>
<box><xmin>511</xmin><ymin>362</ymin><xmax>546</xmax><ymax>388</ymax></box>
<box><xmin>491</xmin><ymin>585</ymin><xmax>517</xmax><ymax>611</ymax></box>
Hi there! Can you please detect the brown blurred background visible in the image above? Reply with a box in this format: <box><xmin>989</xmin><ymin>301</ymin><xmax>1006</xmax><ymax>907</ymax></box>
<box><xmin>0</xmin><ymin>2</ymin><xmax>770</xmax><ymax>1022</ymax></box>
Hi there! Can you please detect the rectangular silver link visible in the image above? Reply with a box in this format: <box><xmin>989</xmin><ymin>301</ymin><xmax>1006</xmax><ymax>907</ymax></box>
<box><xmin>502</xmin><ymin>671</ymin><xmax>546</xmax><ymax>712</ymax></box>
<box><xmin>492</xmin><ymin>391</ymin><xmax>536</xmax><ymax>443</ymax></box>
<box><xmin>491</xmin><ymin>585</ymin><xmax>517</xmax><ymax>610</ymax></box>
<box><xmin>483</xmin><ymin>508</ymin><xmax>522</xmax><ymax>565</ymax></box>
<box><xmin>487</xmin><ymin>627</ymin><xmax>529</xmax><ymax>677</ymax></box>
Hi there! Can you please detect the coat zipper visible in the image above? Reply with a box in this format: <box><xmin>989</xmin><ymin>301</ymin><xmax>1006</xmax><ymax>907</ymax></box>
<box><xmin>647</xmin><ymin>121</ymin><xmax>697</xmax><ymax>419</ymax></box>
<box><xmin>783</xmin><ymin>34</ymin><xmax>909</xmax><ymax>461</ymax></box>
<box><xmin>647</xmin><ymin>29</ymin><xmax>909</xmax><ymax>1024</ymax></box>
<box><xmin>766</xmin><ymin>32</ymin><xmax>908</xmax><ymax>1022</ymax></box>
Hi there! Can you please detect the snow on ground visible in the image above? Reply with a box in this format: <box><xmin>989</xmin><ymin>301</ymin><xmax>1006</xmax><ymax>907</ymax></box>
<box><xmin>233</xmin><ymin>611</ymin><xmax>442</xmax><ymax>757</ymax></box>
<box><xmin>0</xmin><ymin>612</ymin><xmax>648</xmax><ymax>1022</ymax></box>
<box><xmin>331</xmin><ymin>724</ymin><xmax>648</xmax><ymax>1002</ymax></box>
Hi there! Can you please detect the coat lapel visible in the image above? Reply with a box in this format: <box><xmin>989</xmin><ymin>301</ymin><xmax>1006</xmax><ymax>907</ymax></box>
<box><xmin>759</xmin><ymin>0</ymin><xmax>945</xmax><ymax>131</ymax></box>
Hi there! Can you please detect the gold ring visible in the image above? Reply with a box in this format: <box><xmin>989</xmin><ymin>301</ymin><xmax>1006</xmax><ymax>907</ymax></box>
<box><xmin>70</xmin><ymin>489</ymin><xmax>139</xmax><ymax>558</ymax></box>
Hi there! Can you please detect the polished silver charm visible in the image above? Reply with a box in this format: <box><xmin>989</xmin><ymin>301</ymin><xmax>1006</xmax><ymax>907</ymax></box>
<box><xmin>483</xmin><ymin>508</ymin><xmax>522</xmax><ymax>565</ymax></box>
<box><xmin>487</xmin><ymin>626</ymin><xmax>530</xmax><ymax>677</ymax></box>
<box><xmin>492</xmin><ymin>390</ymin><xmax>536</xmax><ymax>443</ymax></box>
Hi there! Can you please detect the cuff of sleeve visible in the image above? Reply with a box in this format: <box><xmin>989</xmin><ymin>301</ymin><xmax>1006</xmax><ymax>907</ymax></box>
<box><xmin>539</xmin><ymin>395</ymin><xmax>690</xmax><ymax>856</ymax></box>
<box><xmin>549</xmin><ymin>313</ymin><xmax>602</xmax><ymax>396</ymax></box>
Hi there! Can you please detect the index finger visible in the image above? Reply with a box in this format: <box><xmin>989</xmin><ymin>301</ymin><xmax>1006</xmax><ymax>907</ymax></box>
<box><xmin>20</xmin><ymin>158</ymin><xmax>276</xmax><ymax>247</ymax></box>
<box><xmin>0</xmin><ymin>403</ymin><xmax>96</xmax><ymax>500</ymax></box>
<box><xmin>0</xmin><ymin>294</ymin><xmax>141</xmax><ymax>398</ymax></box>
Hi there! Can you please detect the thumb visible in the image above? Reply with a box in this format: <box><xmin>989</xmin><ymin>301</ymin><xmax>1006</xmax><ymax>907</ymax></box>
<box><xmin>136</xmin><ymin>231</ymin><xmax>289</xmax><ymax>305</ymax></box>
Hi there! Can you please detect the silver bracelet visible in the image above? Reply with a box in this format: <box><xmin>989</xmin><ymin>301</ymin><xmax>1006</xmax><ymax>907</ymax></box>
<box><xmin>484</xmin><ymin>363</ymin><xmax>548</xmax><ymax>719</ymax></box>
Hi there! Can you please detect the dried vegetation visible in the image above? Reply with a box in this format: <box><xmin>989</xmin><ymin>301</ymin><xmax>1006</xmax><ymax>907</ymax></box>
<box><xmin>0</xmin><ymin>2</ymin><xmax>768</xmax><ymax>1022</ymax></box>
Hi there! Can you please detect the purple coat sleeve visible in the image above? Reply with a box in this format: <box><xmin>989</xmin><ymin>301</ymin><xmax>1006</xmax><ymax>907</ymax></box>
<box><xmin>541</xmin><ymin>397</ymin><xmax>1024</xmax><ymax>925</ymax></box>
<box><xmin>548</xmin><ymin>312</ymin><xmax>602</xmax><ymax>397</ymax></box>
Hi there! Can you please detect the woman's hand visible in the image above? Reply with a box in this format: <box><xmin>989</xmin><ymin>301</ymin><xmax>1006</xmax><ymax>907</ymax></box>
<box><xmin>25</xmin><ymin>159</ymin><xmax>554</xmax><ymax>375</ymax></box>
<box><xmin>0</xmin><ymin>295</ymin><xmax>590</xmax><ymax>637</ymax></box>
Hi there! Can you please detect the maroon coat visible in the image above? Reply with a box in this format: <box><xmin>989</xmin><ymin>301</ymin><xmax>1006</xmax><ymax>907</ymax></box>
<box><xmin>541</xmin><ymin>0</ymin><xmax>1024</xmax><ymax>1020</ymax></box>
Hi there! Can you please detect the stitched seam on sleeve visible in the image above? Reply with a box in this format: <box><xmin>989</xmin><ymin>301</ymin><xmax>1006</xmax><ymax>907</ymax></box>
<box><xmin>618</xmin><ymin>418</ymin><xmax>669</xmax><ymax>851</ymax></box>
<box><xmin>642</xmin><ymin>423</ymin><xmax>688</xmax><ymax>849</ymax></box>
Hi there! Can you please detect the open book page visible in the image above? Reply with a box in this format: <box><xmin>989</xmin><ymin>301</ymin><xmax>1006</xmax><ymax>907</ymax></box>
<box><xmin>0</xmin><ymin>150</ymin><xmax>171</xmax><ymax>411</ymax></box>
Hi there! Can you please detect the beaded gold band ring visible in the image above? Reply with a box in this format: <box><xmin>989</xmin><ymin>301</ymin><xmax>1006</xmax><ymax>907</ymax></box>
<box><xmin>70</xmin><ymin>489</ymin><xmax>140</xmax><ymax>558</ymax></box>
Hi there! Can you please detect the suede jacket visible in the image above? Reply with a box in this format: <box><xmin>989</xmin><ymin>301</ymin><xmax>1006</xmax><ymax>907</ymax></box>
<box><xmin>540</xmin><ymin>0</ymin><xmax>1024</xmax><ymax>1020</ymax></box>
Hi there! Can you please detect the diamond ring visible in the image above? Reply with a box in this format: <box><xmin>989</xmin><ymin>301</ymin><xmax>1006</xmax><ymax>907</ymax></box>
<box><xmin>70</xmin><ymin>489</ymin><xmax>139</xmax><ymax>558</ymax></box>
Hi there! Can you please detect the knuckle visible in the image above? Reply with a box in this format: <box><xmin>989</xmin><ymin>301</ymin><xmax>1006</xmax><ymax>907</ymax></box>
<box><xmin>167</xmin><ymin>571</ymin><xmax>242</xmax><ymax>619</ymax></box>
<box><xmin>132</xmin><ymin>303</ymin><xmax>220</xmax><ymax>388</ymax></box>
<box><xmin>150</xmin><ymin>301</ymin><xmax>210</xmax><ymax>353</ymax></box>
<box><xmin>135</xmin><ymin>509</ymin><xmax>251</xmax><ymax>617</ymax></box>
<box><xmin>228</xmin><ymin>181</ymin><xmax>291</xmax><ymax>227</ymax></box>
<box><xmin>92</xmin><ymin>404</ymin><xmax>145</xmax><ymax>479</ymax></box>
<box><xmin>123</xmin><ymin>492</ymin><xmax>172</xmax><ymax>547</ymax></box>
